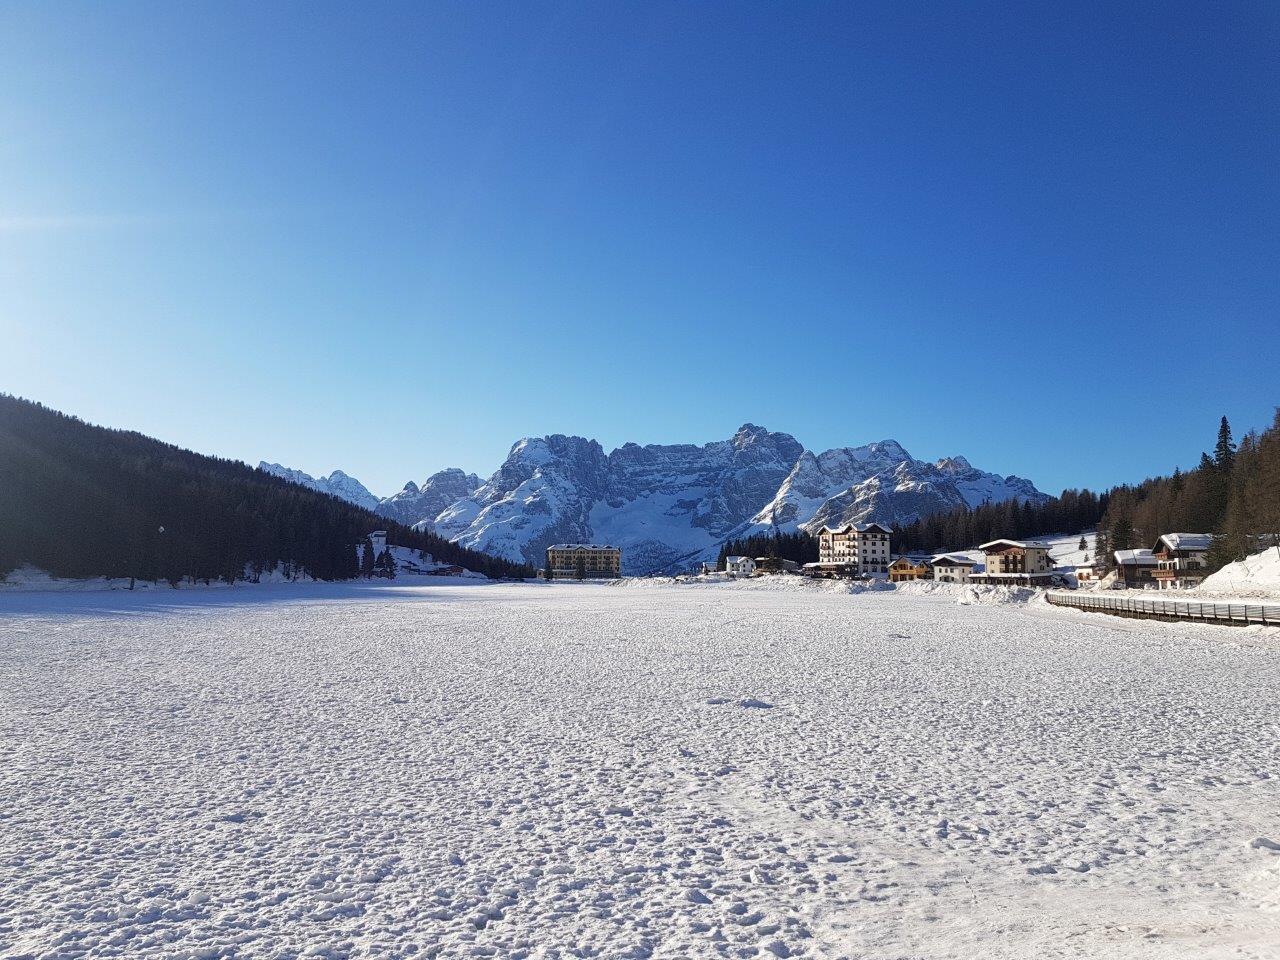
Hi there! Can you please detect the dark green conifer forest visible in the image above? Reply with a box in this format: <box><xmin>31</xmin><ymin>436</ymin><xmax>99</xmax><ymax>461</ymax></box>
<box><xmin>0</xmin><ymin>395</ymin><xmax>534</xmax><ymax>583</ymax></box>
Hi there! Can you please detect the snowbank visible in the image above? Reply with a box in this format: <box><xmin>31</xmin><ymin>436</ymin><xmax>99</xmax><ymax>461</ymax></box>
<box><xmin>618</xmin><ymin>573</ymin><xmax>895</xmax><ymax>595</ymax></box>
<box><xmin>1200</xmin><ymin>546</ymin><xmax>1280</xmax><ymax>598</ymax></box>
<box><xmin>892</xmin><ymin>579</ymin><xmax>1040</xmax><ymax>606</ymax></box>
<box><xmin>621</xmin><ymin>573</ymin><xmax>1046</xmax><ymax>606</ymax></box>
<box><xmin>0</xmin><ymin>565</ymin><xmax>319</xmax><ymax>593</ymax></box>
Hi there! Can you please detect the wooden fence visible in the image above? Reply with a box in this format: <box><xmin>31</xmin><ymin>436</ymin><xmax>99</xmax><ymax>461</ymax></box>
<box><xmin>1046</xmin><ymin>591</ymin><xmax>1279</xmax><ymax>627</ymax></box>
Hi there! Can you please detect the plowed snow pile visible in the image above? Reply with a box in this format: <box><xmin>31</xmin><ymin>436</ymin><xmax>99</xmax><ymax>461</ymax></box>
<box><xmin>3</xmin><ymin>581</ymin><xmax>1279</xmax><ymax>959</ymax></box>
<box><xmin>1200</xmin><ymin>547</ymin><xmax>1280</xmax><ymax>599</ymax></box>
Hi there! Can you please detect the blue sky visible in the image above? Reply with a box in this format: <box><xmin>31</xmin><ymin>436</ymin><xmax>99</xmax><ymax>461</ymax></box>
<box><xmin>2</xmin><ymin>1</ymin><xmax>1277</xmax><ymax>497</ymax></box>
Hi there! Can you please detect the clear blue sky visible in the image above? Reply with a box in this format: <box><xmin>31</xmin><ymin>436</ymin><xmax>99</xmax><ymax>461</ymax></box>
<box><xmin>2</xmin><ymin>1</ymin><xmax>1277</xmax><ymax>497</ymax></box>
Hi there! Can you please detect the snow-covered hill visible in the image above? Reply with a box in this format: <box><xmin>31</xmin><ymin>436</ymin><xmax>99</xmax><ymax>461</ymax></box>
<box><xmin>257</xmin><ymin>462</ymin><xmax>381</xmax><ymax>512</ymax></box>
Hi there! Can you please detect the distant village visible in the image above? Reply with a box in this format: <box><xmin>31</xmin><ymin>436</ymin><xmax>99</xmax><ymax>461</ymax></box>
<box><xmin>530</xmin><ymin>523</ymin><xmax>1217</xmax><ymax>592</ymax></box>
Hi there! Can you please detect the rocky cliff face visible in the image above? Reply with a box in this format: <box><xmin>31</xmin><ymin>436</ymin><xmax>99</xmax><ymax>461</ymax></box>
<box><xmin>747</xmin><ymin>442</ymin><xmax>1048</xmax><ymax>534</ymax></box>
<box><xmin>376</xmin><ymin>468</ymin><xmax>483</xmax><ymax>526</ymax></box>
<box><xmin>264</xmin><ymin>428</ymin><xmax>1047</xmax><ymax>574</ymax></box>
<box><xmin>432</xmin><ymin>425</ymin><xmax>803</xmax><ymax>574</ymax></box>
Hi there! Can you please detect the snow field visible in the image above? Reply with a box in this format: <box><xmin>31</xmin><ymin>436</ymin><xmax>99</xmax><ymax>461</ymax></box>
<box><xmin>2</xmin><ymin>581</ymin><xmax>1279</xmax><ymax>959</ymax></box>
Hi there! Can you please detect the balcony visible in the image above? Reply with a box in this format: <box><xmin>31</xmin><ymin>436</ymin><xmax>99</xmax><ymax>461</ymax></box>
<box><xmin>1152</xmin><ymin>567</ymin><xmax>1204</xmax><ymax>580</ymax></box>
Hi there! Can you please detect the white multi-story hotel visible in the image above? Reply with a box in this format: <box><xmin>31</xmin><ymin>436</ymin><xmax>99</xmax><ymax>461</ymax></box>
<box><xmin>809</xmin><ymin>522</ymin><xmax>893</xmax><ymax>577</ymax></box>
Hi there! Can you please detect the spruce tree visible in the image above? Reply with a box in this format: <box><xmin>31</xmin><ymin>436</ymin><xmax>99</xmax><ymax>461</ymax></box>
<box><xmin>575</xmin><ymin>556</ymin><xmax>586</xmax><ymax>580</ymax></box>
<box><xmin>1214</xmin><ymin>416</ymin><xmax>1236</xmax><ymax>471</ymax></box>
<box><xmin>360</xmin><ymin>537</ymin><xmax>375</xmax><ymax>577</ymax></box>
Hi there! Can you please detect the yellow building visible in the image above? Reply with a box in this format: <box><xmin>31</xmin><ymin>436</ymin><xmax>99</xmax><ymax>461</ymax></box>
<box><xmin>546</xmin><ymin>543</ymin><xmax>622</xmax><ymax>579</ymax></box>
<box><xmin>888</xmin><ymin>556</ymin><xmax>931</xmax><ymax>582</ymax></box>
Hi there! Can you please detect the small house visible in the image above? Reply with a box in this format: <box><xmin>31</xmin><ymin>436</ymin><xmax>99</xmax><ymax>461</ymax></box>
<box><xmin>932</xmin><ymin>554</ymin><xmax>977</xmax><ymax>584</ymax></box>
<box><xmin>1150</xmin><ymin>533</ymin><xmax>1211</xmax><ymax>590</ymax></box>
<box><xmin>970</xmin><ymin>539</ymin><xmax>1056</xmax><ymax>586</ymax></box>
<box><xmin>725</xmin><ymin>556</ymin><xmax>756</xmax><ymax>577</ymax></box>
<box><xmin>888</xmin><ymin>556</ymin><xmax>931</xmax><ymax>582</ymax></box>
<box><xmin>1113</xmin><ymin>548</ymin><xmax>1159</xmax><ymax>588</ymax></box>
<box><xmin>754</xmin><ymin>557</ymin><xmax>799</xmax><ymax>574</ymax></box>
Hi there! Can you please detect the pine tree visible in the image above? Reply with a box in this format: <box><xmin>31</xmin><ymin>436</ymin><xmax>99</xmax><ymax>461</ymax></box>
<box><xmin>360</xmin><ymin>537</ymin><xmax>375</xmax><ymax>577</ymax></box>
<box><xmin>1109</xmin><ymin>498</ymin><xmax>1136</xmax><ymax>553</ymax></box>
<box><xmin>1078</xmin><ymin>536</ymin><xmax>1087</xmax><ymax>551</ymax></box>
<box><xmin>1214</xmin><ymin>416</ymin><xmax>1236</xmax><ymax>471</ymax></box>
<box><xmin>1093</xmin><ymin>525</ymin><xmax>1111</xmax><ymax>573</ymax></box>
<box><xmin>575</xmin><ymin>556</ymin><xmax>586</xmax><ymax>580</ymax></box>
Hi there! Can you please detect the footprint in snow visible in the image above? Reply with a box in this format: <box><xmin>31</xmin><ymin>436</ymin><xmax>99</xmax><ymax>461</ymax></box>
<box><xmin>736</xmin><ymin>698</ymin><xmax>774</xmax><ymax>709</ymax></box>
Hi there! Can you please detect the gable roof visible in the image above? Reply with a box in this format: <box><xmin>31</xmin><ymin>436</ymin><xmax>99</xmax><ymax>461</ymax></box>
<box><xmin>1154</xmin><ymin>532</ymin><xmax>1212</xmax><ymax>553</ymax></box>
<box><xmin>978</xmin><ymin>539</ymin><xmax>1047</xmax><ymax>551</ymax></box>
<box><xmin>932</xmin><ymin>553</ymin><xmax>977</xmax><ymax>566</ymax></box>
<box><xmin>1114</xmin><ymin>548</ymin><xmax>1157</xmax><ymax>566</ymax></box>
<box><xmin>818</xmin><ymin>522</ymin><xmax>892</xmax><ymax>535</ymax></box>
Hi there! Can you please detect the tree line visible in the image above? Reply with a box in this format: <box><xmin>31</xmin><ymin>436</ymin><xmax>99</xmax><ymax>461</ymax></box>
<box><xmin>891</xmin><ymin>488</ymin><xmax>1109</xmax><ymax>556</ymax></box>
<box><xmin>715</xmin><ymin>530</ymin><xmax>819</xmax><ymax>568</ymax></box>
<box><xmin>0</xmin><ymin>395</ymin><xmax>535</xmax><ymax>583</ymax></box>
<box><xmin>1096</xmin><ymin>412</ymin><xmax>1280</xmax><ymax>571</ymax></box>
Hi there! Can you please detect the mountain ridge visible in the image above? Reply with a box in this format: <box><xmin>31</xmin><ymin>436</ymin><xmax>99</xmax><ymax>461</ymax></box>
<box><xmin>263</xmin><ymin>424</ymin><xmax>1047</xmax><ymax>575</ymax></box>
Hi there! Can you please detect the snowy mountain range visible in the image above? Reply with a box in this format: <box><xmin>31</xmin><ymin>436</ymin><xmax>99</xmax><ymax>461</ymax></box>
<box><xmin>261</xmin><ymin>425</ymin><xmax>1047</xmax><ymax>575</ymax></box>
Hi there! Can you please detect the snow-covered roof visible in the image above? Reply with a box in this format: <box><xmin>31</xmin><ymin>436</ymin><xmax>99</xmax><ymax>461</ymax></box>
<box><xmin>1114</xmin><ymin>548</ymin><xmax>1157</xmax><ymax>566</ymax></box>
<box><xmin>978</xmin><ymin>539</ymin><xmax>1047</xmax><ymax>551</ymax></box>
<box><xmin>932</xmin><ymin>553</ymin><xmax>977</xmax><ymax>566</ymax></box>
<box><xmin>1154</xmin><ymin>533</ymin><xmax>1212</xmax><ymax>553</ymax></box>
<box><xmin>818</xmin><ymin>522</ymin><xmax>892</xmax><ymax>535</ymax></box>
<box><xmin>547</xmin><ymin>543</ymin><xmax>620</xmax><ymax>551</ymax></box>
<box><xmin>725</xmin><ymin>555</ymin><xmax>752</xmax><ymax>563</ymax></box>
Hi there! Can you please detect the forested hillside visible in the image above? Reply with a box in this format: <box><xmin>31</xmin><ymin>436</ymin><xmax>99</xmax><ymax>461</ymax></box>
<box><xmin>1096</xmin><ymin>413</ymin><xmax>1280</xmax><ymax>570</ymax></box>
<box><xmin>891</xmin><ymin>488</ymin><xmax>1109</xmax><ymax>556</ymax></box>
<box><xmin>0</xmin><ymin>396</ymin><xmax>534</xmax><ymax>583</ymax></box>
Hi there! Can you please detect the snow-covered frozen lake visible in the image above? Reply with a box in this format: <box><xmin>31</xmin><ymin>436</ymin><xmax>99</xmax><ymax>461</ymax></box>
<box><xmin>4</xmin><ymin>580</ymin><xmax>1279</xmax><ymax>959</ymax></box>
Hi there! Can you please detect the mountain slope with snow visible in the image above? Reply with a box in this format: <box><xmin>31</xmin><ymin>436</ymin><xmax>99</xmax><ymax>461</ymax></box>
<box><xmin>257</xmin><ymin>462</ymin><xmax>381</xmax><ymax>512</ymax></box>
<box><xmin>434</xmin><ymin>425</ymin><xmax>803</xmax><ymax>574</ymax></box>
<box><xmin>748</xmin><ymin>443</ymin><xmax>1048</xmax><ymax>534</ymax></box>
<box><xmin>377</xmin><ymin>468</ymin><xmax>483</xmax><ymax>526</ymax></box>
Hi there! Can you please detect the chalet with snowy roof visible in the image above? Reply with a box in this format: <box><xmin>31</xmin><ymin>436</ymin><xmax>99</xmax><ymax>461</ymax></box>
<box><xmin>754</xmin><ymin>556</ymin><xmax>799</xmax><ymax>574</ymax></box>
<box><xmin>725</xmin><ymin>555</ymin><xmax>756</xmax><ymax>577</ymax></box>
<box><xmin>808</xmin><ymin>522</ymin><xmax>892</xmax><ymax>577</ymax></box>
<box><xmin>545</xmin><ymin>543</ymin><xmax>622</xmax><ymax>580</ymax></box>
<box><xmin>970</xmin><ymin>539</ymin><xmax>1056</xmax><ymax>586</ymax></box>
<box><xmin>1150</xmin><ymin>533</ymin><xmax>1211</xmax><ymax>590</ymax></box>
<box><xmin>1113</xmin><ymin>548</ymin><xmax>1159</xmax><ymax>588</ymax></box>
<box><xmin>888</xmin><ymin>556</ymin><xmax>931</xmax><ymax>582</ymax></box>
<box><xmin>932</xmin><ymin>554</ymin><xmax>978</xmax><ymax>584</ymax></box>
